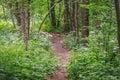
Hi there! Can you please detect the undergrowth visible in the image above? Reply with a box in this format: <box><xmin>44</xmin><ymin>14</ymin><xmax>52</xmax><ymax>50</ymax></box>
<box><xmin>64</xmin><ymin>30</ymin><xmax>120</xmax><ymax>80</ymax></box>
<box><xmin>68</xmin><ymin>51</ymin><xmax>120</xmax><ymax>80</ymax></box>
<box><xmin>0</xmin><ymin>24</ymin><xmax>58</xmax><ymax>80</ymax></box>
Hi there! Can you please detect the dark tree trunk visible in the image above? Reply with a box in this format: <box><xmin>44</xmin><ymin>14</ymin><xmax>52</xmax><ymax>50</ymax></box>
<box><xmin>14</xmin><ymin>1</ymin><xmax>21</xmax><ymax>26</ymax></box>
<box><xmin>72</xmin><ymin>0</ymin><xmax>79</xmax><ymax>41</ymax></box>
<box><xmin>50</xmin><ymin>0</ymin><xmax>56</xmax><ymax>27</ymax></box>
<box><xmin>72</xmin><ymin>0</ymin><xmax>75</xmax><ymax>31</ymax></box>
<box><xmin>21</xmin><ymin>0</ymin><xmax>28</xmax><ymax>51</ymax></box>
<box><xmin>64</xmin><ymin>0</ymin><xmax>69</xmax><ymax>32</ymax></box>
<box><xmin>114</xmin><ymin>0</ymin><xmax>120</xmax><ymax>49</ymax></box>
<box><xmin>27</xmin><ymin>0</ymin><xmax>31</xmax><ymax>38</ymax></box>
<box><xmin>80</xmin><ymin>0</ymin><xmax>89</xmax><ymax>45</ymax></box>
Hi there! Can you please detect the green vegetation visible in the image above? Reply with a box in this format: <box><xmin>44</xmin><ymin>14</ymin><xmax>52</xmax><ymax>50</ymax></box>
<box><xmin>64</xmin><ymin>1</ymin><xmax>120</xmax><ymax>79</ymax></box>
<box><xmin>0</xmin><ymin>0</ymin><xmax>120</xmax><ymax>80</ymax></box>
<box><xmin>68</xmin><ymin>52</ymin><xmax>120</xmax><ymax>80</ymax></box>
<box><xmin>64</xmin><ymin>19</ymin><xmax>120</xmax><ymax>80</ymax></box>
<box><xmin>0</xmin><ymin>25</ymin><xmax>58</xmax><ymax>80</ymax></box>
<box><xmin>65</xmin><ymin>32</ymin><xmax>120</xmax><ymax>80</ymax></box>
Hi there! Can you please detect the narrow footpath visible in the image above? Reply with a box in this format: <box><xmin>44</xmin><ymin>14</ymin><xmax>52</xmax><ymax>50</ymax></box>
<box><xmin>48</xmin><ymin>33</ymin><xmax>70</xmax><ymax>80</ymax></box>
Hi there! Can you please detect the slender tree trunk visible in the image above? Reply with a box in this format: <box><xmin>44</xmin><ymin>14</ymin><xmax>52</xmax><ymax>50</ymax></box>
<box><xmin>72</xmin><ymin>0</ymin><xmax>75</xmax><ymax>31</ymax></box>
<box><xmin>27</xmin><ymin>0</ymin><xmax>30</xmax><ymax>39</ymax></box>
<box><xmin>80</xmin><ymin>0</ymin><xmax>89</xmax><ymax>45</ymax></box>
<box><xmin>50</xmin><ymin>0</ymin><xmax>56</xmax><ymax>27</ymax></box>
<box><xmin>14</xmin><ymin>1</ymin><xmax>21</xmax><ymax>26</ymax></box>
<box><xmin>64</xmin><ymin>0</ymin><xmax>69</xmax><ymax>32</ymax></box>
<box><xmin>21</xmin><ymin>0</ymin><xmax>28</xmax><ymax>51</ymax></box>
<box><xmin>114</xmin><ymin>0</ymin><xmax>120</xmax><ymax>49</ymax></box>
<box><xmin>72</xmin><ymin>0</ymin><xmax>79</xmax><ymax>42</ymax></box>
<box><xmin>38</xmin><ymin>0</ymin><xmax>62</xmax><ymax>33</ymax></box>
<box><xmin>38</xmin><ymin>4</ymin><xmax>56</xmax><ymax>33</ymax></box>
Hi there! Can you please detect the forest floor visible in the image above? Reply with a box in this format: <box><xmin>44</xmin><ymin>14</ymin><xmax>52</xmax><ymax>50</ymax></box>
<box><xmin>47</xmin><ymin>33</ymin><xmax>70</xmax><ymax>80</ymax></box>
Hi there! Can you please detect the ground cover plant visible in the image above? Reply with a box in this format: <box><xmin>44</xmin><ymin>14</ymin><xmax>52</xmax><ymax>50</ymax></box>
<box><xmin>0</xmin><ymin>24</ymin><xmax>58</xmax><ymax>80</ymax></box>
<box><xmin>65</xmin><ymin>18</ymin><xmax>120</xmax><ymax>80</ymax></box>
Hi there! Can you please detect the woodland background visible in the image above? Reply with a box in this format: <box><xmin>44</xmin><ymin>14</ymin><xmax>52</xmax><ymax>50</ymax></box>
<box><xmin>0</xmin><ymin>0</ymin><xmax>120</xmax><ymax>80</ymax></box>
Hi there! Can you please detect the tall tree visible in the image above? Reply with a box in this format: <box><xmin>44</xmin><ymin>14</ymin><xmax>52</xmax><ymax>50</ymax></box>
<box><xmin>14</xmin><ymin>1</ymin><xmax>21</xmax><ymax>26</ymax></box>
<box><xmin>114</xmin><ymin>0</ymin><xmax>120</xmax><ymax>49</ymax></box>
<box><xmin>50</xmin><ymin>0</ymin><xmax>56</xmax><ymax>27</ymax></box>
<box><xmin>64</xmin><ymin>0</ymin><xmax>69</xmax><ymax>32</ymax></box>
<box><xmin>13</xmin><ymin>0</ymin><xmax>30</xmax><ymax>30</ymax></box>
<box><xmin>80</xmin><ymin>0</ymin><xmax>89</xmax><ymax>45</ymax></box>
<box><xmin>21</xmin><ymin>0</ymin><xmax>29</xmax><ymax>50</ymax></box>
<box><xmin>26</xmin><ymin>0</ymin><xmax>31</xmax><ymax>38</ymax></box>
<box><xmin>72</xmin><ymin>0</ymin><xmax>79</xmax><ymax>41</ymax></box>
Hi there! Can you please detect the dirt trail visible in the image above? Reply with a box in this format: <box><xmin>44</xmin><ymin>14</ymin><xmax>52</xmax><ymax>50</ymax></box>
<box><xmin>48</xmin><ymin>33</ymin><xmax>70</xmax><ymax>80</ymax></box>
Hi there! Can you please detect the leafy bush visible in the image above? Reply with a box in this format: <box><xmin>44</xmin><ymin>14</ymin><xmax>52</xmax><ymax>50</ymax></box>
<box><xmin>0</xmin><ymin>29</ymin><xmax>58</xmax><ymax>80</ymax></box>
<box><xmin>0</xmin><ymin>20</ymin><xmax>12</xmax><ymax>31</ymax></box>
<box><xmin>66</xmin><ymin>30</ymin><xmax>120</xmax><ymax>80</ymax></box>
<box><xmin>41</xmin><ymin>24</ymin><xmax>54</xmax><ymax>32</ymax></box>
<box><xmin>67</xmin><ymin>51</ymin><xmax>120</xmax><ymax>80</ymax></box>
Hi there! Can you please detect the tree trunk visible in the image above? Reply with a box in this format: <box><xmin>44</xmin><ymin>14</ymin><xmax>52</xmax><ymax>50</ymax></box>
<box><xmin>114</xmin><ymin>0</ymin><xmax>120</xmax><ymax>49</ymax></box>
<box><xmin>64</xmin><ymin>0</ymin><xmax>69</xmax><ymax>32</ymax></box>
<box><xmin>50</xmin><ymin>0</ymin><xmax>56</xmax><ymax>27</ymax></box>
<box><xmin>21</xmin><ymin>0</ymin><xmax>28</xmax><ymax>51</ymax></box>
<box><xmin>80</xmin><ymin>0</ymin><xmax>89</xmax><ymax>45</ymax></box>
<box><xmin>14</xmin><ymin>1</ymin><xmax>21</xmax><ymax>26</ymax></box>
<box><xmin>27</xmin><ymin>0</ymin><xmax>30</xmax><ymax>39</ymax></box>
<box><xmin>72</xmin><ymin>0</ymin><xmax>79</xmax><ymax>42</ymax></box>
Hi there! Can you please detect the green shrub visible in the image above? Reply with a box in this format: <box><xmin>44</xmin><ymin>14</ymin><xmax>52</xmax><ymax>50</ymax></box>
<box><xmin>66</xmin><ymin>30</ymin><xmax>120</xmax><ymax>80</ymax></box>
<box><xmin>0</xmin><ymin>20</ymin><xmax>12</xmax><ymax>31</ymax></box>
<box><xmin>41</xmin><ymin>25</ymin><xmax>64</xmax><ymax>33</ymax></box>
<box><xmin>41</xmin><ymin>25</ymin><xmax>54</xmax><ymax>32</ymax></box>
<box><xmin>67</xmin><ymin>51</ymin><xmax>120</xmax><ymax>80</ymax></box>
<box><xmin>0</xmin><ymin>30</ymin><xmax>58</xmax><ymax>80</ymax></box>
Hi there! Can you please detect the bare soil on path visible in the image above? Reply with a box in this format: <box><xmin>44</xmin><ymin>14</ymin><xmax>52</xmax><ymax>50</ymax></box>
<box><xmin>48</xmin><ymin>33</ymin><xmax>70</xmax><ymax>80</ymax></box>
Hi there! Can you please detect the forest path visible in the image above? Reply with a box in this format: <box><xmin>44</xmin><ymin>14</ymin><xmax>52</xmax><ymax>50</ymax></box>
<box><xmin>47</xmin><ymin>33</ymin><xmax>70</xmax><ymax>80</ymax></box>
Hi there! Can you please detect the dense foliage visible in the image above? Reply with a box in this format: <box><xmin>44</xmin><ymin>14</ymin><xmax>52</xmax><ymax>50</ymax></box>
<box><xmin>65</xmin><ymin>31</ymin><xmax>120</xmax><ymax>80</ymax></box>
<box><xmin>0</xmin><ymin>24</ymin><xmax>58</xmax><ymax>80</ymax></box>
<box><xmin>68</xmin><ymin>51</ymin><xmax>120</xmax><ymax>80</ymax></box>
<box><xmin>65</xmin><ymin>1</ymin><xmax>120</xmax><ymax>80</ymax></box>
<box><xmin>0</xmin><ymin>0</ymin><xmax>120</xmax><ymax>80</ymax></box>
